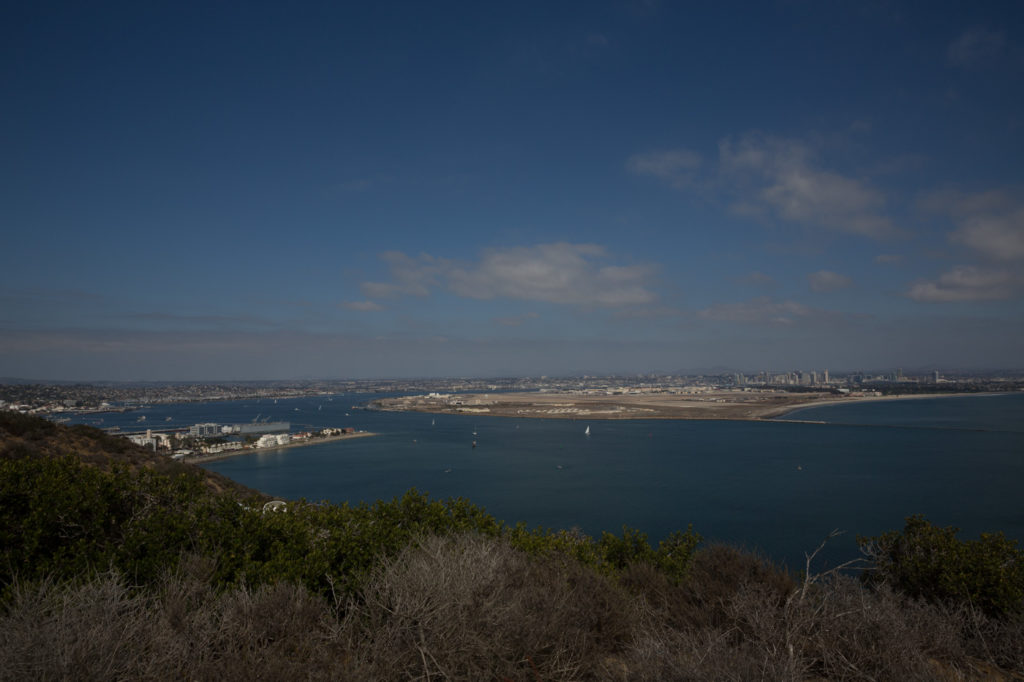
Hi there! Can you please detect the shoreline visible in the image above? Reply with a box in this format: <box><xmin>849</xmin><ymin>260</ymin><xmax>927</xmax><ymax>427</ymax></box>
<box><xmin>185</xmin><ymin>431</ymin><xmax>376</xmax><ymax>463</ymax></box>
<box><xmin>371</xmin><ymin>390</ymin><xmax>1014</xmax><ymax>423</ymax></box>
<box><xmin>769</xmin><ymin>391</ymin><xmax>1010</xmax><ymax>420</ymax></box>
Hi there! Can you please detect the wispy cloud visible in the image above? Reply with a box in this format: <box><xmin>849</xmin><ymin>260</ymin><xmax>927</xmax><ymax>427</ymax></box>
<box><xmin>629</xmin><ymin>132</ymin><xmax>894</xmax><ymax>238</ymax></box>
<box><xmin>626</xmin><ymin>148</ymin><xmax>702</xmax><ymax>189</ymax></box>
<box><xmin>341</xmin><ymin>300</ymin><xmax>384</xmax><ymax>311</ymax></box>
<box><xmin>448</xmin><ymin>244</ymin><xmax>657</xmax><ymax>306</ymax></box>
<box><xmin>739</xmin><ymin>271</ymin><xmax>777</xmax><ymax>288</ymax></box>
<box><xmin>718</xmin><ymin>133</ymin><xmax>893</xmax><ymax>237</ymax></box>
<box><xmin>361</xmin><ymin>251</ymin><xmax>449</xmax><ymax>298</ymax></box>
<box><xmin>906</xmin><ymin>266</ymin><xmax>1019</xmax><ymax>302</ymax></box>
<box><xmin>698</xmin><ymin>297</ymin><xmax>816</xmax><ymax>326</ymax></box>
<box><xmin>953</xmin><ymin>210</ymin><xmax>1024</xmax><ymax>261</ymax></box>
<box><xmin>114</xmin><ymin>312</ymin><xmax>280</xmax><ymax>328</ymax></box>
<box><xmin>948</xmin><ymin>27</ymin><xmax>1005</xmax><ymax>67</ymax></box>
<box><xmin>921</xmin><ymin>187</ymin><xmax>1024</xmax><ymax>261</ymax></box>
<box><xmin>808</xmin><ymin>270</ymin><xmax>852</xmax><ymax>293</ymax></box>
<box><xmin>361</xmin><ymin>243</ymin><xmax>659</xmax><ymax>307</ymax></box>
<box><xmin>492</xmin><ymin>312</ymin><xmax>539</xmax><ymax>327</ymax></box>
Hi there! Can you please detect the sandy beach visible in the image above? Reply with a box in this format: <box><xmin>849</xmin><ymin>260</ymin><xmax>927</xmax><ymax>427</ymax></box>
<box><xmin>184</xmin><ymin>431</ymin><xmax>376</xmax><ymax>463</ymax></box>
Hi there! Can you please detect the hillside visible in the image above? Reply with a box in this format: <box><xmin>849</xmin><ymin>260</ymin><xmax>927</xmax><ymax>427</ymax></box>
<box><xmin>0</xmin><ymin>411</ymin><xmax>266</xmax><ymax>499</ymax></box>
<box><xmin>1</xmin><ymin>413</ymin><xmax>1022</xmax><ymax>680</ymax></box>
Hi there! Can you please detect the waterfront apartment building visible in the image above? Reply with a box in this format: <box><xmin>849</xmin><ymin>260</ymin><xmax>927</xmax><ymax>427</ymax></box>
<box><xmin>188</xmin><ymin>423</ymin><xmax>221</xmax><ymax>438</ymax></box>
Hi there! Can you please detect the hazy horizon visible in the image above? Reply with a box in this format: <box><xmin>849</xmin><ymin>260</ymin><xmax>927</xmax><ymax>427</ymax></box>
<box><xmin>3</xmin><ymin>365</ymin><xmax>1019</xmax><ymax>386</ymax></box>
<box><xmin>3</xmin><ymin>2</ymin><xmax>1022</xmax><ymax>380</ymax></box>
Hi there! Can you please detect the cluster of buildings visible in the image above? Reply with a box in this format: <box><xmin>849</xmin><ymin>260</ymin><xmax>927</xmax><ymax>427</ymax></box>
<box><xmin>188</xmin><ymin>421</ymin><xmax>291</xmax><ymax>437</ymax></box>
<box><xmin>127</xmin><ymin>420</ymin><xmax>292</xmax><ymax>457</ymax></box>
<box><xmin>123</xmin><ymin>420</ymin><xmax>357</xmax><ymax>458</ymax></box>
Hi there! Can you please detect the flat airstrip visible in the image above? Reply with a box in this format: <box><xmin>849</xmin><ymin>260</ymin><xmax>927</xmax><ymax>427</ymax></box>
<box><xmin>371</xmin><ymin>390</ymin><xmax>876</xmax><ymax>421</ymax></box>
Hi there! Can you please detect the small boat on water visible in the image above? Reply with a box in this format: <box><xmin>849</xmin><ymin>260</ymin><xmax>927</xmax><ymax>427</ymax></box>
<box><xmin>472</xmin><ymin>440</ymin><xmax>477</xmax><ymax>448</ymax></box>
<box><xmin>584</xmin><ymin>425</ymin><xmax>590</xmax><ymax>436</ymax></box>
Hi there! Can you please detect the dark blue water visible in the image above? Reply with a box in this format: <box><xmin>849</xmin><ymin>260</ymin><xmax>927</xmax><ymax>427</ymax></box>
<box><xmin>69</xmin><ymin>392</ymin><xmax>1024</xmax><ymax>571</ymax></box>
<box><xmin>784</xmin><ymin>393</ymin><xmax>1024</xmax><ymax>433</ymax></box>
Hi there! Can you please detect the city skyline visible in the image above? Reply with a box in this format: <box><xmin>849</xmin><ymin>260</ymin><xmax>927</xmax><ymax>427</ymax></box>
<box><xmin>2</xmin><ymin>1</ymin><xmax>1023</xmax><ymax>380</ymax></box>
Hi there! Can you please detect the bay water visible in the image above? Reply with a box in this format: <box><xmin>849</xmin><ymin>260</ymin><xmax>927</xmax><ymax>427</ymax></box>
<box><xmin>71</xmin><ymin>392</ymin><xmax>1024</xmax><ymax>571</ymax></box>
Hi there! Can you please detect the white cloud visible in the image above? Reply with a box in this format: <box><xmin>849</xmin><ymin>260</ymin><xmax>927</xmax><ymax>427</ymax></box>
<box><xmin>341</xmin><ymin>300</ymin><xmax>384</xmax><ymax>311</ymax></box>
<box><xmin>719</xmin><ymin>134</ymin><xmax>892</xmax><ymax>237</ymax></box>
<box><xmin>360</xmin><ymin>251</ymin><xmax>448</xmax><ymax>298</ymax></box>
<box><xmin>948</xmin><ymin>27</ymin><xmax>1005</xmax><ymax>67</ymax></box>
<box><xmin>808</xmin><ymin>270</ymin><xmax>852</xmax><ymax>293</ymax></box>
<box><xmin>628</xmin><ymin>133</ymin><xmax>894</xmax><ymax>238</ymax></box>
<box><xmin>921</xmin><ymin>188</ymin><xmax>1024</xmax><ymax>261</ymax></box>
<box><xmin>449</xmin><ymin>243</ymin><xmax>657</xmax><ymax>305</ymax></box>
<box><xmin>361</xmin><ymin>243</ymin><xmax>658</xmax><ymax>307</ymax></box>
<box><xmin>626</xmin><ymin>148</ymin><xmax>702</xmax><ymax>189</ymax></box>
<box><xmin>906</xmin><ymin>266</ymin><xmax>1018</xmax><ymax>302</ymax></box>
<box><xmin>697</xmin><ymin>297</ymin><xmax>815</xmax><ymax>325</ymax></box>
<box><xmin>952</xmin><ymin>208</ymin><xmax>1024</xmax><ymax>261</ymax></box>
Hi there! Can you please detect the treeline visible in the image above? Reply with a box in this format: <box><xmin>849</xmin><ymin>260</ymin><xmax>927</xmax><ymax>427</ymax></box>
<box><xmin>1</xmin><ymin>413</ymin><xmax>1022</xmax><ymax>680</ymax></box>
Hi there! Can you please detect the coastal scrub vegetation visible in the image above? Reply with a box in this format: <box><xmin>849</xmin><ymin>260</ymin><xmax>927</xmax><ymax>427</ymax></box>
<box><xmin>1</xmin><ymin>413</ymin><xmax>1023</xmax><ymax>680</ymax></box>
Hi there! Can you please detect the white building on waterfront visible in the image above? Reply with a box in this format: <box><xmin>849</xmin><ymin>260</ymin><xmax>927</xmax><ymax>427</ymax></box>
<box><xmin>256</xmin><ymin>433</ymin><xmax>291</xmax><ymax>448</ymax></box>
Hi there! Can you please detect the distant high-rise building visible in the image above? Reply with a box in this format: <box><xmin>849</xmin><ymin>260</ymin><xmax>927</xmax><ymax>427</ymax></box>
<box><xmin>823</xmin><ymin>369</ymin><xmax>829</xmax><ymax>384</ymax></box>
<box><xmin>933</xmin><ymin>370</ymin><xmax>940</xmax><ymax>384</ymax></box>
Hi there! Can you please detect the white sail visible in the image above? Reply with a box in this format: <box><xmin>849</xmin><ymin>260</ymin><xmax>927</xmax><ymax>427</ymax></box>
<box><xmin>585</xmin><ymin>425</ymin><xmax>590</xmax><ymax>435</ymax></box>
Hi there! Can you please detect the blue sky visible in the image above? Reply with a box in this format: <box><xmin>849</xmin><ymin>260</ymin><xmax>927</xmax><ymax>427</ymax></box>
<box><xmin>2</xmin><ymin>1</ymin><xmax>1022</xmax><ymax>380</ymax></box>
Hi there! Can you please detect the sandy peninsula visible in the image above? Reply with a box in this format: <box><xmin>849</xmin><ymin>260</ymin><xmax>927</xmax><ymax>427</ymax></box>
<box><xmin>370</xmin><ymin>390</ymin><xmax>989</xmax><ymax>422</ymax></box>
<box><xmin>372</xmin><ymin>390</ymin><xmax>840</xmax><ymax>421</ymax></box>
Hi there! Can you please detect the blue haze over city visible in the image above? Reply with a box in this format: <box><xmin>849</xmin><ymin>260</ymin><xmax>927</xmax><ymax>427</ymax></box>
<box><xmin>2</xmin><ymin>1</ymin><xmax>1023</xmax><ymax>380</ymax></box>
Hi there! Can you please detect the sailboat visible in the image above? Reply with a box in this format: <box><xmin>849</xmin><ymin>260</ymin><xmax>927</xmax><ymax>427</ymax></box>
<box><xmin>584</xmin><ymin>425</ymin><xmax>590</xmax><ymax>436</ymax></box>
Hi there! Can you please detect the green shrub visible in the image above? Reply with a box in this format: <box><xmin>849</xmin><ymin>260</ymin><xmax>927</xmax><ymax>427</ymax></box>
<box><xmin>859</xmin><ymin>515</ymin><xmax>1024</xmax><ymax>618</ymax></box>
<box><xmin>1</xmin><ymin>450</ymin><xmax>704</xmax><ymax>607</ymax></box>
<box><xmin>0</xmin><ymin>412</ymin><xmax>58</xmax><ymax>440</ymax></box>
